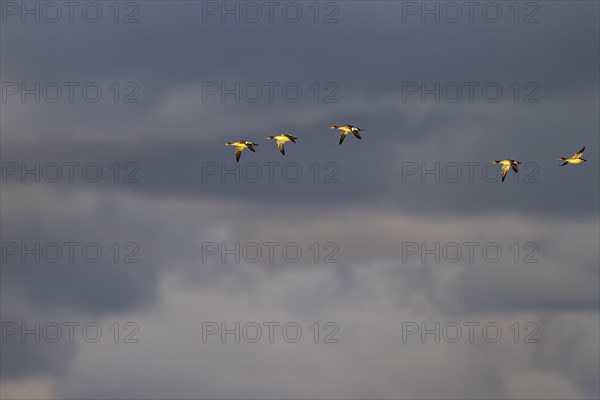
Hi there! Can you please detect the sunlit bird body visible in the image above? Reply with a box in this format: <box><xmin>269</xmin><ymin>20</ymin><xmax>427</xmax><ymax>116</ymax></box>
<box><xmin>265</xmin><ymin>134</ymin><xmax>298</xmax><ymax>156</ymax></box>
<box><xmin>224</xmin><ymin>140</ymin><xmax>258</xmax><ymax>162</ymax></box>
<box><xmin>330</xmin><ymin>125</ymin><xmax>364</xmax><ymax>145</ymax></box>
<box><xmin>557</xmin><ymin>146</ymin><xmax>587</xmax><ymax>166</ymax></box>
<box><xmin>491</xmin><ymin>159</ymin><xmax>522</xmax><ymax>182</ymax></box>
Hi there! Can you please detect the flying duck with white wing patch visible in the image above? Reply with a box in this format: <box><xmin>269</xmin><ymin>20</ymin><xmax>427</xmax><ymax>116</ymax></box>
<box><xmin>491</xmin><ymin>159</ymin><xmax>522</xmax><ymax>182</ymax></box>
<box><xmin>330</xmin><ymin>125</ymin><xmax>364</xmax><ymax>145</ymax></box>
<box><xmin>557</xmin><ymin>146</ymin><xmax>587</xmax><ymax>166</ymax></box>
<box><xmin>224</xmin><ymin>140</ymin><xmax>258</xmax><ymax>162</ymax></box>
<box><xmin>265</xmin><ymin>134</ymin><xmax>297</xmax><ymax>156</ymax></box>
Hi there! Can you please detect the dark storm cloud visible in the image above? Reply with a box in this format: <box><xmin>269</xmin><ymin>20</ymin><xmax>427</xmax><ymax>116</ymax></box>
<box><xmin>1</xmin><ymin>1</ymin><xmax>598</xmax><ymax>216</ymax></box>
<box><xmin>1</xmin><ymin>2</ymin><xmax>599</xmax><ymax>127</ymax></box>
<box><xmin>2</xmin><ymin>2</ymin><xmax>598</xmax><ymax>93</ymax></box>
<box><xmin>0</xmin><ymin>202</ymin><xmax>166</xmax><ymax>320</ymax></box>
<box><xmin>2</xmin><ymin>100</ymin><xmax>598</xmax><ymax>218</ymax></box>
<box><xmin>0</xmin><ymin>310</ymin><xmax>77</xmax><ymax>381</ymax></box>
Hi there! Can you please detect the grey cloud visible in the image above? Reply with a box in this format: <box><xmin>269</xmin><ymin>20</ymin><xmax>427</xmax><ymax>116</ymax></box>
<box><xmin>1</xmin><ymin>1</ymin><xmax>598</xmax><ymax>397</ymax></box>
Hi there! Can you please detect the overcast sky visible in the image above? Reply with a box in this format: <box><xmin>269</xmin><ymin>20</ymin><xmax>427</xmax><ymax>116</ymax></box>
<box><xmin>1</xmin><ymin>1</ymin><xmax>599</xmax><ymax>399</ymax></box>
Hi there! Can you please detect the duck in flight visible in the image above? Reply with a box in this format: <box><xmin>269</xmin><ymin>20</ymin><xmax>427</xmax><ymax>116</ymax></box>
<box><xmin>265</xmin><ymin>134</ymin><xmax>298</xmax><ymax>156</ymax></box>
<box><xmin>330</xmin><ymin>125</ymin><xmax>364</xmax><ymax>145</ymax></box>
<box><xmin>224</xmin><ymin>140</ymin><xmax>258</xmax><ymax>162</ymax></box>
<box><xmin>557</xmin><ymin>146</ymin><xmax>587</xmax><ymax>166</ymax></box>
<box><xmin>491</xmin><ymin>159</ymin><xmax>522</xmax><ymax>182</ymax></box>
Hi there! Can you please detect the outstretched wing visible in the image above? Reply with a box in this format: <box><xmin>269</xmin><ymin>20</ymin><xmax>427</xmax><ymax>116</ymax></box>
<box><xmin>277</xmin><ymin>141</ymin><xmax>285</xmax><ymax>155</ymax></box>
<box><xmin>511</xmin><ymin>162</ymin><xmax>519</xmax><ymax>173</ymax></box>
<box><xmin>286</xmin><ymin>135</ymin><xmax>297</xmax><ymax>143</ymax></box>
<box><xmin>235</xmin><ymin>147</ymin><xmax>243</xmax><ymax>162</ymax></box>
<box><xmin>353</xmin><ymin>131</ymin><xmax>362</xmax><ymax>140</ymax></box>
<box><xmin>247</xmin><ymin>144</ymin><xmax>257</xmax><ymax>152</ymax></box>
<box><xmin>501</xmin><ymin>163</ymin><xmax>510</xmax><ymax>182</ymax></box>
<box><xmin>573</xmin><ymin>146</ymin><xmax>585</xmax><ymax>159</ymax></box>
<box><xmin>339</xmin><ymin>133</ymin><xmax>347</xmax><ymax>145</ymax></box>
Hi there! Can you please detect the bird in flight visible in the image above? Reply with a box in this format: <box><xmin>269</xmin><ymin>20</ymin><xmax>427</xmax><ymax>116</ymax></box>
<box><xmin>491</xmin><ymin>159</ymin><xmax>522</xmax><ymax>182</ymax></box>
<box><xmin>224</xmin><ymin>140</ymin><xmax>258</xmax><ymax>162</ymax></box>
<box><xmin>265</xmin><ymin>134</ymin><xmax>298</xmax><ymax>156</ymax></box>
<box><xmin>330</xmin><ymin>125</ymin><xmax>364</xmax><ymax>145</ymax></box>
<box><xmin>557</xmin><ymin>146</ymin><xmax>587</xmax><ymax>166</ymax></box>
